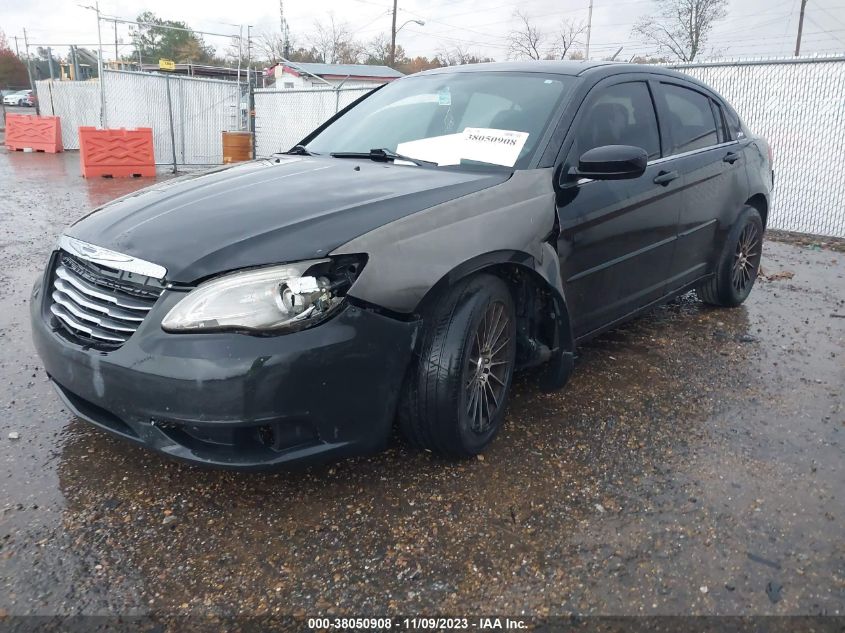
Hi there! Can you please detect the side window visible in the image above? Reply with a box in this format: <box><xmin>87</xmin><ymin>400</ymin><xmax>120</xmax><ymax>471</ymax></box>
<box><xmin>724</xmin><ymin>105</ymin><xmax>745</xmax><ymax>140</ymax></box>
<box><xmin>662</xmin><ymin>83</ymin><xmax>719</xmax><ymax>154</ymax></box>
<box><xmin>711</xmin><ymin>100</ymin><xmax>729</xmax><ymax>143</ymax></box>
<box><xmin>576</xmin><ymin>82</ymin><xmax>661</xmax><ymax>159</ymax></box>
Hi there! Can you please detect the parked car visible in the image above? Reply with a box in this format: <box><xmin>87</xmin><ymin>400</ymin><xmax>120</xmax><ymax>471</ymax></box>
<box><xmin>3</xmin><ymin>90</ymin><xmax>33</xmax><ymax>106</ymax></box>
<box><xmin>30</xmin><ymin>61</ymin><xmax>773</xmax><ymax>469</ymax></box>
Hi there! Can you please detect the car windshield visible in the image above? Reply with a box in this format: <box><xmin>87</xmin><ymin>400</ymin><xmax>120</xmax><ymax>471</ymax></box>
<box><xmin>305</xmin><ymin>71</ymin><xmax>577</xmax><ymax>169</ymax></box>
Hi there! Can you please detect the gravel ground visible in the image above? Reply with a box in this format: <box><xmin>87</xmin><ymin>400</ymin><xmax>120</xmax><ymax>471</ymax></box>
<box><xmin>0</xmin><ymin>150</ymin><xmax>843</xmax><ymax>620</ymax></box>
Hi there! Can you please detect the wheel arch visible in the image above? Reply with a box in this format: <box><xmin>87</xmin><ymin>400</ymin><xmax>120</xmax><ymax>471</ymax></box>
<box><xmin>414</xmin><ymin>247</ymin><xmax>575</xmax><ymax>391</ymax></box>
<box><xmin>745</xmin><ymin>193</ymin><xmax>769</xmax><ymax>229</ymax></box>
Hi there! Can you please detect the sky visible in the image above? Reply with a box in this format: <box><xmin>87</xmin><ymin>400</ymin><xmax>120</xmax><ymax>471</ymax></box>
<box><xmin>2</xmin><ymin>0</ymin><xmax>845</xmax><ymax>64</ymax></box>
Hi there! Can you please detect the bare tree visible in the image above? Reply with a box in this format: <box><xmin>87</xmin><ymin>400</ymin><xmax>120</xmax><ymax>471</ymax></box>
<box><xmin>366</xmin><ymin>33</ymin><xmax>394</xmax><ymax>65</ymax></box>
<box><xmin>507</xmin><ymin>11</ymin><xmax>545</xmax><ymax>60</ymax></box>
<box><xmin>554</xmin><ymin>18</ymin><xmax>588</xmax><ymax>59</ymax></box>
<box><xmin>632</xmin><ymin>0</ymin><xmax>728</xmax><ymax>62</ymax></box>
<box><xmin>436</xmin><ymin>44</ymin><xmax>494</xmax><ymax>66</ymax></box>
<box><xmin>313</xmin><ymin>15</ymin><xmax>364</xmax><ymax>64</ymax></box>
<box><xmin>254</xmin><ymin>31</ymin><xmax>287</xmax><ymax>64</ymax></box>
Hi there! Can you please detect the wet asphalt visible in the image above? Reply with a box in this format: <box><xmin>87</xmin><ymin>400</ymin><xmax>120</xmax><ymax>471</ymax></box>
<box><xmin>0</xmin><ymin>149</ymin><xmax>843</xmax><ymax>619</ymax></box>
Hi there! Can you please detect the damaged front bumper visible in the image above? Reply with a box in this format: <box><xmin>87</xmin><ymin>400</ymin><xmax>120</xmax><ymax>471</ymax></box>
<box><xmin>31</xmin><ymin>278</ymin><xmax>418</xmax><ymax>469</ymax></box>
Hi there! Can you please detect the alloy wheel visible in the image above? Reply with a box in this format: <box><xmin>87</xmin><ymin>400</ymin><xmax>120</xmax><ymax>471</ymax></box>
<box><xmin>465</xmin><ymin>300</ymin><xmax>512</xmax><ymax>435</ymax></box>
<box><xmin>732</xmin><ymin>223</ymin><xmax>761</xmax><ymax>293</ymax></box>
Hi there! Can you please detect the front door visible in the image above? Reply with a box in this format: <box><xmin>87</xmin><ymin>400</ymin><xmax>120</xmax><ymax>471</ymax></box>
<box><xmin>556</xmin><ymin>78</ymin><xmax>683</xmax><ymax>339</ymax></box>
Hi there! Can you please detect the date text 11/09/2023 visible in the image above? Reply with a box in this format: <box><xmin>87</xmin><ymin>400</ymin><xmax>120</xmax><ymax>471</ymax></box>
<box><xmin>306</xmin><ymin>617</ymin><xmax>529</xmax><ymax>630</ymax></box>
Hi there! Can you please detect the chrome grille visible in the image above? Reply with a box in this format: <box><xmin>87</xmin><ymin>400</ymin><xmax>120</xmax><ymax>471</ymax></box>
<box><xmin>48</xmin><ymin>253</ymin><xmax>163</xmax><ymax>349</ymax></box>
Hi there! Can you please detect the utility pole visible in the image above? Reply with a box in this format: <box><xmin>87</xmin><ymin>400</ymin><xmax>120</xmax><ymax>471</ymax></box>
<box><xmin>279</xmin><ymin>0</ymin><xmax>290</xmax><ymax>58</ymax></box>
<box><xmin>13</xmin><ymin>36</ymin><xmax>20</xmax><ymax>57</ymax></box>
<box><xmin>795</xmin><ymin>0</ymin><xmax>808</xmax><ymax>56</ymax></box>
<box><xmin>47</xmin><ymin>47</ymin><xmax>55</xmax><ymax>80</ymax></box>
<box><xmin>95</xmin><ymin>1</ymin><xmax>106</xmax><ymax>126</ymax></box>
<box><xmin>114</xmin><ymin>19</ymin><xmax>119</xmax><ymax>68</ymax></box>
<box><xmin>390</xmin><ymin>0</ymin><xmax>398</xmax><ymax>67</ymax></box>
<box><xmin>22</xmin><ymin>29</ymin><xmax>34</xmax><ymax>87</ymax></box>
<box><xmin>585</xmin><ymin>0</ymin><xmax>594</xmax><ymax>60</ymax></box>
<box><xmin>22</xmin><ymin>29</ymin><xmax>40</xmax><ymax>114</ymax></box>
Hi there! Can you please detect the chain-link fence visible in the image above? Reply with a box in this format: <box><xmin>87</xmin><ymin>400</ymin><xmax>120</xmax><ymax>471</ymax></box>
<box><xmin>30</xmin><ymin>60</ymin><xmax>845</xmax><ymax>238</ymax></box>
<box><xmin>36</xmin><ymin>70</ymin><xmax>244</xmax><ymax>167</ymax></box>
<box><xmin>670</xmin><ymin>56</ymin><xmax>845</xmax><ymax>238</ymax></box>
<box><xmin>35</xmin><ymin>80</ymin><xmax>99</xmax><ymax>148</ymax></box>
<box><xmin>253</xmin><ymin>86</ymin><xmax>375</xmax><ymax>157</ymax></box>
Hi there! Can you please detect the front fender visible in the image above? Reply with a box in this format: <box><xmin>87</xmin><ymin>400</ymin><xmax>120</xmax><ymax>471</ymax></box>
<box><xmin>333</xmin><ymin>169</ymin><xmax>557</xmax><ymax>312</ymax></box>
<box><xmin>332</xmin><ymin>169</ymin><xmax>575</xmax><ymax>389</ymax></box>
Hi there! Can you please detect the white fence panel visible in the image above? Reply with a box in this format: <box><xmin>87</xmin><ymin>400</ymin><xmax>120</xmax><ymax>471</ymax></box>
<box><xmin>103</xmin><ymin>71</ymin><xmax>242</xmax><ymax>165</ymax></box>
<box><xmin>254</xmin><ymin>87</ymin><xmax>374</xmax><ymax>157</ymax></box>
<box><xmin>34</xmin><ymin>80</ymin><xmax>99</xmax><ymax>149</ymax></box>
<box><xmin>170</xmin><ymin>75</ymin><xmax>243</xmax><ymax>165</ymax></box>
<box><xmin>35</xmin><ymin>71</ymin><xmax>242</xmax><ymax>166</ymax></box>
<box><xmin>671</xmin><ymin>57</ymin><xmax>845</xmax><ymax>237</ymax></box>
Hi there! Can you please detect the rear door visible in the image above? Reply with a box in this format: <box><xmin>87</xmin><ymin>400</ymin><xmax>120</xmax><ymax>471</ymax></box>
<box><xmin>653</xmin><ymin>81</ymin><xmax>749</xmax><ymax>288</ymax></box>
<box><xmin>556</xmin><ymin>77</ymin><xmax>683</xmax><ymax>339</ymax></box>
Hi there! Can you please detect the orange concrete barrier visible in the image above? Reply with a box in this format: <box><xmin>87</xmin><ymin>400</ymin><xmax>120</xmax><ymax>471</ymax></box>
<box><xmin>78</xmin><ymin>127</ymin><xmax>156</xmax><ymax>178</ymax></box>
<box><xmin>5</xmin><ymin>114</ymin><xmax>63</xmax><ymax>153</ymax></box>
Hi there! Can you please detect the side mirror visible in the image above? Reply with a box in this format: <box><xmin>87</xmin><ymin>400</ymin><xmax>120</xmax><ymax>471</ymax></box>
<box><xmin>571</xmin><ymin>145</ymin><xmax>648</xmax><ymax>181</ymax></box>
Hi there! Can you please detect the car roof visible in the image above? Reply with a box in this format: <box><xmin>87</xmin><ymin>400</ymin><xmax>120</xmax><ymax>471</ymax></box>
<box><xmin>413</xmin><ymin>60</ymin><xmax>722</xmax><ymax>101</ymax></box>
<box><xmin>416</xmin><ymin>60</ymin><xmax>696</xmax><ymax>82</ymax></box>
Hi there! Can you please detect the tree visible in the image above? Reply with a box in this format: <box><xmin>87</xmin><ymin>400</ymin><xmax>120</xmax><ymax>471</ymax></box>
<box><xmin>632</xmin><ymin>0</ymin><xmax>728</xmax><ymax>62</ymax></box>
<box><xmin>507</xmin><ymin>10</ymin><xmax>545</xmax><ymax>60</ymax></box>
<box><xmin>312</xmin><ymin>16</ymin><xmax>363</xmax><ymax>64</ymax></box>
<box><xmin>629</xmin><ymin>54</ymin><xmax>672</xmax><ymax>64</ymax></box>
<box><xmin>131</xmin><ymin>11</ymin><xmax>216</xmax><ymax>64</ymax></box>
<box><xmin>397</xmin><ymin>56</ymin><xmax>443</xmax><ymax>75</ymax></box>
<box><xmin>554</xmin><ymin>18</ymin><xmax>587</xmax><ymax>59</ymax></box>
<box><xmin>436</xmin><ymin>45</ymin><xmax>494</xmax><ymax>66</ymax></box>
<box><xmin>0</xmin><ymin>29</ymin><xmax>29</xmax><ymax>89</ymax></box>
<box><xmin>365</xmin><ymin>33</ymin><xmax>405</xmax><ymax>66</ymax></box>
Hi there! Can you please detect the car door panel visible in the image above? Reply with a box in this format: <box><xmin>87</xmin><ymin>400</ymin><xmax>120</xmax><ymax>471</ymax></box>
<box><xmin>654</xmin><ymin>82</ymin><xmax>751</xmax><ymax>289</ymax></box>
<box><xmin>555</xmin><ymin>78</ymin><xmax>682</xmax><ymax>339</ymax></box>
<box><xmin>558</xmin><ymin>169</ymin><xmax>683</xmax><ymax>338</ymax></box>
<box><xmin>668</xmin><ymin>145</ymin><xmax>746</xmax><ymax>286</ymax></box>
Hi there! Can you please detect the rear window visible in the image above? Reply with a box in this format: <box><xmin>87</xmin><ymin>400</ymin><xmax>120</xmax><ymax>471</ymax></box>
<box><xmin>662</xmin><ymin>84</ymin><xmax>719</xmax><ymax>154</ymax></box>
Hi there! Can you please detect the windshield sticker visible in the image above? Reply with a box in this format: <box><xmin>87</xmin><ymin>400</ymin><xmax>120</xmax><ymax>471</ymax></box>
<box><xmin>395</xmin><ymin>128</ymin><xmax>530</xmax><ymax>168</ymax></box>
<box><xmin>396</xmin><ymin>134</ymin><xmax>464</xmax><ymax>166</ymax></box>
<box><xmin>460</xmin><ymin>128</ymin><xmax>529</xmax><ymax>167</ymax></box>
<box><xmin>437</xmin><ymin>88</ymin><xmax>452</xmax><ymax>107</ymax></box>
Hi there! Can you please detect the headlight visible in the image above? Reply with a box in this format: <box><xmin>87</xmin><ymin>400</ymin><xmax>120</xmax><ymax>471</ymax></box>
<box><xmin>161</xmin><ymin>257</ymin><xmax>364</xmax><ymax>333</ymax></box>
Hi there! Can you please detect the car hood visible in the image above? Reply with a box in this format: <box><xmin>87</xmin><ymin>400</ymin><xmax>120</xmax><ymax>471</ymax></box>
<box><xmin>66</xmin><ymin>156</ymin><xmax>510</xmax><ymax>283</ymax></box>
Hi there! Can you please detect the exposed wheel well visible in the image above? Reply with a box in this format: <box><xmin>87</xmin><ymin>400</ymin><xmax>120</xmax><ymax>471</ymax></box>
<box><xmin>745</xmin><ymin>194</ymin><xmax>769</xmax><ymax>228</ymax></box>
<box><xmin>415</xmin><ymin>262</ymin><xmax>571</xmax><ymax>372</ymax></box>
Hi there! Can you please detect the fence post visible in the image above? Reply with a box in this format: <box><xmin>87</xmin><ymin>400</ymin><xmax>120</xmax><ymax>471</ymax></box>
<box><xmin>250</xmin><ymin>81</ymin><xmax>256</xmax><ymax>159</ymax></box>
<box><xmin>165</xmin><ymin>75</ymin><xmax>178</xmax><ymax>174</ymax></box>
<box><xmin>178</xmin><ymin>78</ymin><xmax>186</xmax><ymax>164</ymax></box>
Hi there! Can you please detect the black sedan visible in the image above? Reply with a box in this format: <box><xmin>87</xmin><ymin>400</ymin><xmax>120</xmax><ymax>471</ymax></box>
<box><xmin>30</xmin><ymin>61</ymin><xmax>773</xmax><ymax>468</ymax></box>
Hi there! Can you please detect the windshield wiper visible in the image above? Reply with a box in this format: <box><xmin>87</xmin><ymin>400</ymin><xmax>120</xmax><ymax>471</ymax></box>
<box><xmin>283</xmin><ymin>144</ymin><xmax>319</xmax><ymax>156</ymax></box>
<box><xmin>330</xmin><ymin>148</ymin><xmax>437</xmax><ymax>167</ymax></box>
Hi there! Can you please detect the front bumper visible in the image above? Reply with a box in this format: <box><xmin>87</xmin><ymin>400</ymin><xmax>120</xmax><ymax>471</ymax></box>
<box><xmin>31</xmin><ymin>275</ymin><xmax>419</xmax><ymax>469</ymax></box>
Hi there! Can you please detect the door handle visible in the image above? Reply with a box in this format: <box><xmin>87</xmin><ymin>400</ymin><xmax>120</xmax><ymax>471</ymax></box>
<box><xmin>653</xmin><ymin>170</ymin><xmax>679</xmax><ymax>186</ymax></box>
<box><xmin>724</xmin><ymin>151</ymin><xmax>741</xmax><ymax>164</ymax></box>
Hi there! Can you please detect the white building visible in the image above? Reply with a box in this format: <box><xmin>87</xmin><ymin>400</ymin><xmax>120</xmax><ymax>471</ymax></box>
<box><xmin>271</xmin><ymin>63</ymin><xmax>403</xmax><ymax>90</ymax></box>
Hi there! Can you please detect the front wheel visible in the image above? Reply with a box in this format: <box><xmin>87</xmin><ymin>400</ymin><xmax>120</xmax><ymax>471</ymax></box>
<box><xmin>697</xmin><ymin>206</ymin><xmax>764</xmax><ymax>307</ymax></box>
<box><xmin>399</xmin><ymin>274</ymin><xmax>516</xmax><ymax>457</ymax></box>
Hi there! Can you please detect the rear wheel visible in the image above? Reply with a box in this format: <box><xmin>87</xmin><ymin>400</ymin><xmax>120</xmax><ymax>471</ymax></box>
<box><xmin>399</xmin><ymin>274</ymin><xmax>516</xmax><ymax>457</ymax></box>
<box><xmin>697</xmin><ymin>206</ymin><xmax>764</xmax><ymax>307</ymax></box>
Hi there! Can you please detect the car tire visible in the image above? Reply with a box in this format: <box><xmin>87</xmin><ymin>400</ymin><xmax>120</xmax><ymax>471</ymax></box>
<box><xmin>399</xmin><ymin>273</ymin><xmax>517</xmax><ymax>457</ymax></box>
<box><xmin>696</xmin><ymin>206</ymin><xmax>764</xmax><ymax>307</ymax></box>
